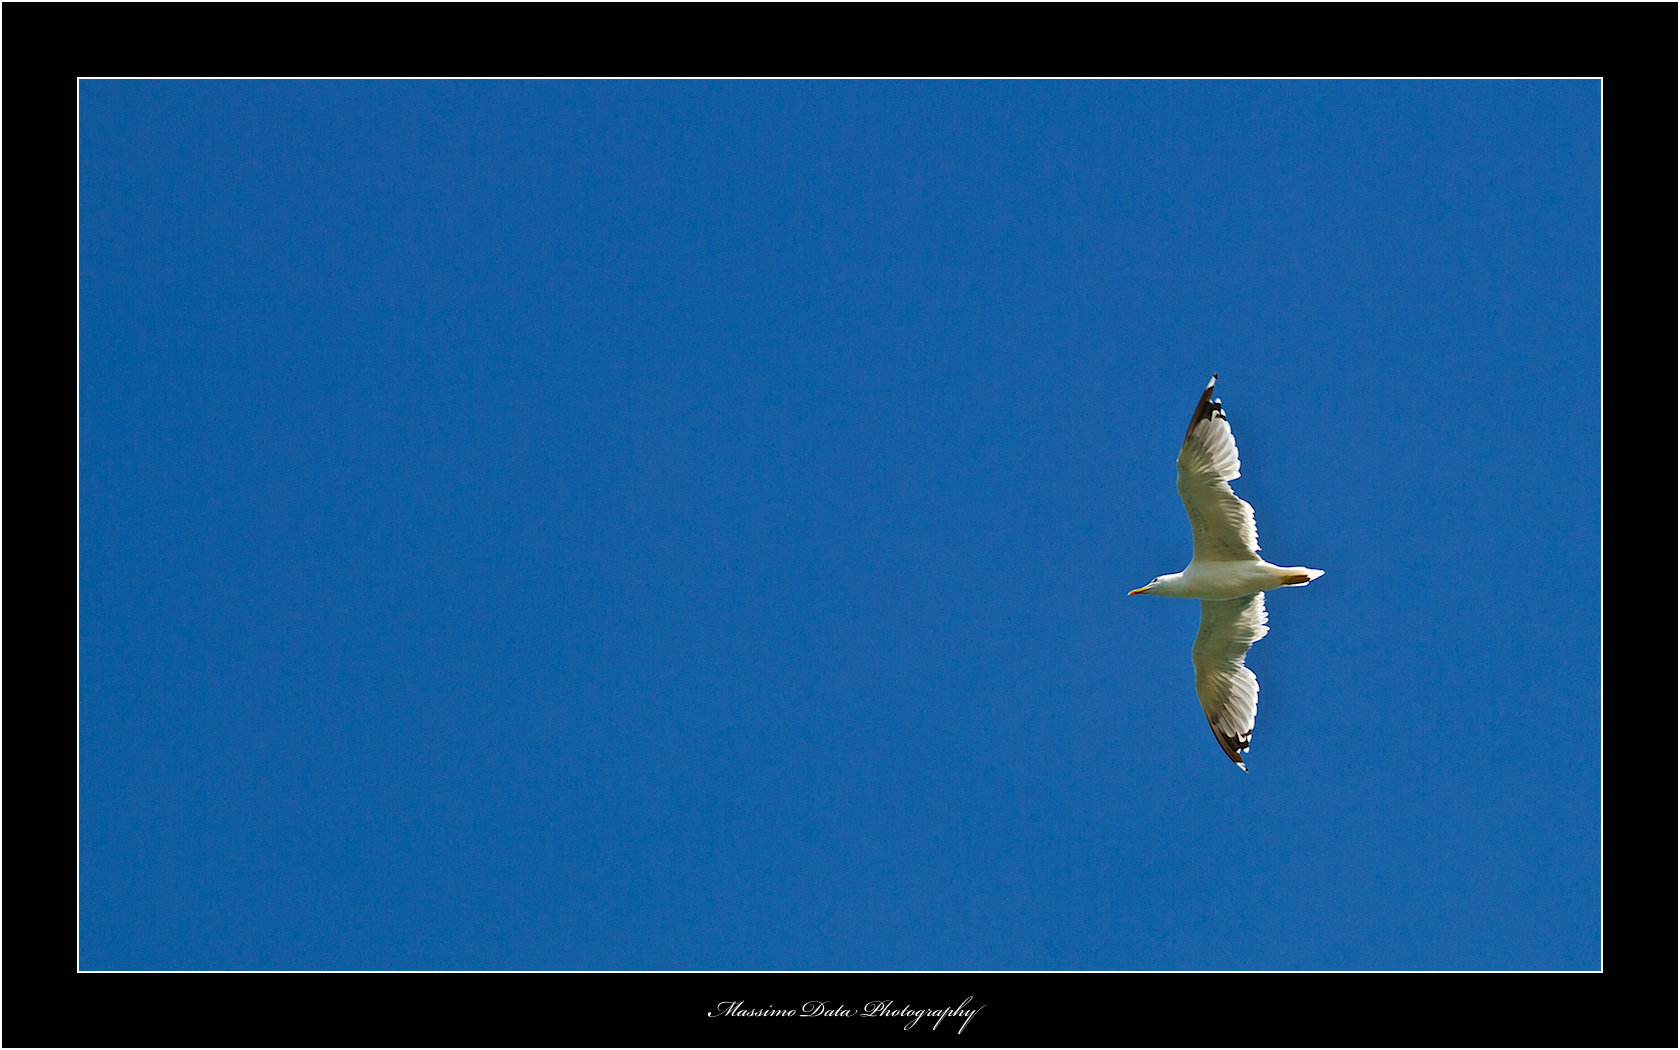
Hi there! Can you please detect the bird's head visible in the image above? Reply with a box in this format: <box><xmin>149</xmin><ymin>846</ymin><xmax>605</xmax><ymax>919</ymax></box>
<box><xmin>1129</xmin><ymin>573</ymin><xmax>1183</xmax><ymax>597</ymax></box>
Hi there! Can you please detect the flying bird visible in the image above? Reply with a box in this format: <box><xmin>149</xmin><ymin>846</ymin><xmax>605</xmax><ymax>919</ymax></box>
<box><xmin>1130</xmin><ymin>375</ymin><xmax>1323</xmax><ymax>771</ymax></box>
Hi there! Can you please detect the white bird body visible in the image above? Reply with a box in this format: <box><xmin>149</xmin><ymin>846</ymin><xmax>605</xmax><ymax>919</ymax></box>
<box><xmin>1137</xmin><ymin>560</ymin><xmax>1320</xmax><ymax>601</ymax></box>
<box><xmin>1130</xmin><ymin>375</ymin><xmax>1324</xmax><ymax>771</ymax></box>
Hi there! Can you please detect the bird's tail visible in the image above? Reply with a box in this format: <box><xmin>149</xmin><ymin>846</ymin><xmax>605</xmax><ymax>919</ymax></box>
<box><xmin>1280</xmin><ymin>567</ymin><xmax>1325</xmax><ymax>587</ymax></box>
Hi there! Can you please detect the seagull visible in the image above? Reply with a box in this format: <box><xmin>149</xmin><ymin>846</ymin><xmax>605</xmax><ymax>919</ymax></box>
<box><xmin>1129</xmin><ymin>375</ymin><xmax>1323</xmax><ymax>771</ymax></box>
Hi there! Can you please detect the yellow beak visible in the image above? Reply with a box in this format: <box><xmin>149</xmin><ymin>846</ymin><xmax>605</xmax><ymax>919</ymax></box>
<box><xmin>1128</xmin><ymin>587</ymin><xmax>1148</xmax><ymax>595</ymax></box>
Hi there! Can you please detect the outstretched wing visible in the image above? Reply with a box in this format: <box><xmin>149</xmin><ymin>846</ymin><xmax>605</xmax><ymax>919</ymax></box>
<box><xmin>1192</xmin><ymin>592</ymin><xmax>1269</xmax><ymax>771</ymax></box>
<box><xmin>1176</xmin><ymin>375</ymin><xmax>1261</xmax><ymax>562</ymax></box>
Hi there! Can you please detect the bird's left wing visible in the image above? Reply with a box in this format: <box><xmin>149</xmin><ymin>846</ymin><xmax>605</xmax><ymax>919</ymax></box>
<box><xmin>1177</xmin><ymin>375</ymin><xmax>1261</xmax><ymax>562</ymax></box>
<box><xmin>1192</xmin><ymin>592</ymin><xmax>1269</xmax><ymax>771</ymax></box>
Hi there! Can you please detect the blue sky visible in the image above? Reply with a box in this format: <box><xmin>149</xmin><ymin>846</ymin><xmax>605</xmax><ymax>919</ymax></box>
<box><xmin>79</xmin><ymin>80</ymin><xmax>1600</xmax><ymax>970</ymax></box>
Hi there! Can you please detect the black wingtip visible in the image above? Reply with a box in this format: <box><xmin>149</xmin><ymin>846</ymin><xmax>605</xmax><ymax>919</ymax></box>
<box><xmin>1184</xmin><ymin>377</ymin><xmax>1227</xmax><ymax>442</ymax></box>
<box><xmin>1208</xmin><ymin>720</ymin><xmax>1252</xmax><ymax>770</ymax></box>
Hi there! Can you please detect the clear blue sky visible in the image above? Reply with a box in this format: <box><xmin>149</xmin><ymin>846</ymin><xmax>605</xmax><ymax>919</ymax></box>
<box><xmin>79</xmin><ymin>80</ymin><xmax>1600</xmax><ymax>970</ymax></box>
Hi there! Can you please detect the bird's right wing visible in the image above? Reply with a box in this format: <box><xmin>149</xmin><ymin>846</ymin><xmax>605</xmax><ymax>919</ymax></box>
<box><xmin>1192</xmin><ymin>592</ymin><xmax>1269</xmax><ymax>771</ymax></box>
<box><xmin>1177</xmin><ymin>375</ymin><xmax>1261</xmax><ymax>562</ymax></box>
